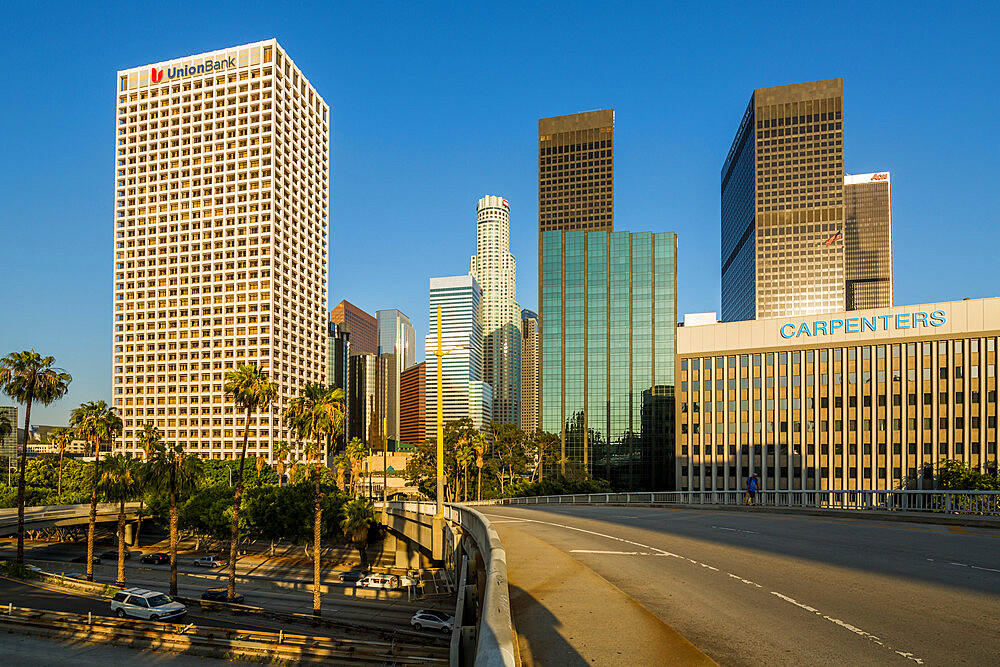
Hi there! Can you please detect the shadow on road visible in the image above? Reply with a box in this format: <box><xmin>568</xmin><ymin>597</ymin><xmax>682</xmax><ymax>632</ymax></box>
<box><xmin>507</xmin><ymin>583</ymin><xmax>587</xmax><ymax>667</ymax></box>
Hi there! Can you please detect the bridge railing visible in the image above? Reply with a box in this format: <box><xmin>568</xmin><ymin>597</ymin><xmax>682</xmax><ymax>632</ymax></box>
<box><xmin>471</xmin><ymin>490</ymin><xmax>1000</xmax><ymax>516</ymax></box>
<box><xmin>0</xmin><ymin>502</ymin><xmax>142</xmax><ymax>526</ymax></box>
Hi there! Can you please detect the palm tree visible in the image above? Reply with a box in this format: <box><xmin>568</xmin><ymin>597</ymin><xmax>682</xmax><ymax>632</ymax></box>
<box><xmin>471</xmin><ymin>432</ymin><xmax>488</xmax><ymax>502</ymax></box>
<box><xmin>456</xmin><ymin>443</ymin><xmax>474</xmax><ymax>502</ymax></box>
<box><xmin>284</xmin><ymin>382</ymin><xmax>344</xmax><ymax>617</ymax></box>
<box><xmin>346</xmin><ymin>437</ymin><xmax>370</xmax><ymax>497</ymax></box>
<box><xmin>340</xmin><ymin>497</ymin><xmax>376</xmax><ymax>570</ymax></box>
<box><xmin>49</xmin><ymin>427</ymin><xmax>76</xmax><ymax>496</ymax></box>
<box><xmin>96</xmin><ymin>453</ymin><xmax>141</xmax><ymax>587</ymax></box>
<box><xmin>223</xmin><ymin>364</ymin><xmax>278</xmax><ymax>603</ymax></box>
<box><xmin>144</xmin><ymin>431</ymin><xmax>203</xmax><ymax>596</ymax></box>
<box><xmin>273</xmin><ymin>441</ymin><xmax>291</xmax><ymax>485</ymax></box>
<box><xmin>332</xmin><ymin>452</ymin><xmax>349</xmax><ymax>491</ymax></box>
<box><xmin>0</xmin><ymin>351</ymin><xmax>72</xmax><ymax>564</ymax></box>
<box><xmin>70</xmin><ymin>400</ymin><xmax>118</xmax><ymax>581</ymax></box>
<box><xmin>137</xmin><ymin>423</ymin><xmax>160</xmax><ymax>461</ymax></box>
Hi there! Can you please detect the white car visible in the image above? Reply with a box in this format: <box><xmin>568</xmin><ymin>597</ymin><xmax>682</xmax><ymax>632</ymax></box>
<box><xmin>356</xmin><ymin>574</ymin><xmax>400</xmax><ymax>590</ymax></box>
<box><xmin>192</xmin><ymin>555</ymin><xmax>226</xmax><ymax>567</ymax></box>
<box><xmin>111</xmin><ymin>588</ymin><xmax>187</xmax><ymax>622</ymax></box>
<box><xmin>410</xmin><ymin>609</ymin><xmax>454</xmax><ymax>632</ymax></box>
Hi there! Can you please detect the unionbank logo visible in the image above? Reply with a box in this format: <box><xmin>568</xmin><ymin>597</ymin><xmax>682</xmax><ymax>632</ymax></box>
<box><xmin>148</xmin><ymin>57</ymin><xmax>235</xmax><ymax>84</ymax></box>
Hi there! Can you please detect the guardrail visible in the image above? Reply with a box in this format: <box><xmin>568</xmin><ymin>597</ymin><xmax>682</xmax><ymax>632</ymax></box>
<box><xmin>0</xmin><ymin>502</ymin><xmax>141</xmax><ymax>526</ymax></box>
<box><xmin>479</xmin><ymin>489</ymin><xmax>1000</xmax><ymax>517</ymax></box>
<box><xmin>387</xmin><ymin>502</ymin><xmax>516</xmax><ymax>667</ymax></box>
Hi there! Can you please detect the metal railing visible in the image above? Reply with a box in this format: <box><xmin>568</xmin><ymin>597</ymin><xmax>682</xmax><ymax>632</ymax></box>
<box><xmin>477</xmin><ymin>490</ymin><xmax>1000</xmax><ymax>517</ymax></box>
<box><xmin>387</xmin><ymin>501</ymin><xmax>516</xmax><ymax>667</ymax></box>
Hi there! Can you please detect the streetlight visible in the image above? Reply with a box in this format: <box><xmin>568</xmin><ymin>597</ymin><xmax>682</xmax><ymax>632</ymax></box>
<box><xmin>432</xmin><ymin>304</ymin><xmax>469</xmax><ymax>518</ymax></box>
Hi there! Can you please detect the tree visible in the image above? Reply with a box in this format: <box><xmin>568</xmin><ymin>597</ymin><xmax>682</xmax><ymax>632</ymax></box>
<box><xmin>332</xmin><ymin>452</ymin><xmax>349</xmax><ymax>491</ymax></box>
<box><xmin>144</xmin><ymin>431</ymin><xmax>203</xmax><ymax>596</ymax></box>
<box><xmin>456</xmin><ymin>441</ymin><xmax>474</xmax><ymax>502</ymax></box>
<box><xmin>70</xmin><ymin>400</ymin><xmax>120</xmax><ymax>581</ymax></box>
<box><xmin>137</xmin><ymin>423</ymin><xmax>160</xmax><ymax>461</ymax></box>
<box><xmin>223</xmin><ymin>364</ymin><xmax>278</xmax><ymax>603</ymax></box>
<box><xmin>49</xmin><ymin>427</ymin><xmax>76</xmax><ymax>496</ymax></box>
<box><xmin>0</xmin><ymin>351</ymin><xmax>72</xmax><ymax>563</ymax></box>
<box><xmin>346</xmin><ymin>437</ymin><xmax>370</xmax><ymax>497</ymax></box>
<box><xmin>96</xmin><ymin>453</ymin><xmax>141</xmax><ymax>587</ymax></box>
<box><xmin>340</xmin><ymin>497</ymin><xmax>377</xmax><ymax>570</ymax></box>
<box><xmin>273</xmin><ymin>441</ymin><xmax>291</xmax><ymax>486</ymax></box>
<box><xmin>471</xmin><ymin>432</ymin><xmax>488</xmax><ymax>501</ymax></box>
<box><xmin>528</xmin><ymin>430</ymin><xmax>560</xmax><ymax>483</ymax></box>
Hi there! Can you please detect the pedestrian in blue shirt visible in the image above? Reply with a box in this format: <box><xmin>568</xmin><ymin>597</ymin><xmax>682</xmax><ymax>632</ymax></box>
<box><xmin>746</xmin><ymin>473</ymin><xmax>759</xmax><ymax>505</ymax></box>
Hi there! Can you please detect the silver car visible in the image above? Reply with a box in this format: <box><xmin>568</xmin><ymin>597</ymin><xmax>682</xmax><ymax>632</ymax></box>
<box><xmin>111</xmin><ymin>588</ymin><xmax>187</xmax><ymax>622</ymax></box>
<box><xmin>410</xmin><ymin>609</ymin><xmax>454</xmax><ymax>632</ymax></box>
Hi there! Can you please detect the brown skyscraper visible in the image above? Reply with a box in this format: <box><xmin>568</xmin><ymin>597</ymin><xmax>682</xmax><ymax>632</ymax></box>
<box><xmin>538</xmin><ymin>109</ymin><xmax>614</xmax><ymax>233</ymax></box>
<box><xmin>331</xmin><ymin>300</ymin><xmax>377</xmax><ymax>356</ymax></box>
<box><xmin>721</xmin><ymin>79</ymin><xmax>847</xmax><ymax>321</ymax></box>
<box><xmin>844</xmin><ymin>172</ymin><xmax>893</xmax><ymax>310</ymax></box>
<box><xmin>399</xmin><ymin>362</ymin><xmax>425</xmax><ymax>447</ymax></box>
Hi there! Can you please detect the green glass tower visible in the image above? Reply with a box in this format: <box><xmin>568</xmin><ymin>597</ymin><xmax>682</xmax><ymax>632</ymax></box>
<box><xmin>540</xmin><ymin>230</ymin><xmax>677</xmax><ymax>490</ymax></box>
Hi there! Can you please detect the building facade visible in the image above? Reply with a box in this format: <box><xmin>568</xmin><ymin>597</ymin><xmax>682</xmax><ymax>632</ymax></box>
<box><xmin>425</xmin><ymin>275</ymin><xmax>492</xmax><ymax>436</ymax></box>
<box><xmin>470</xmin><ymin>195</ymin><xmax>521</xmax><ymax>426</ymax></box>
<box><xmin>331</xmin><ymin>300</ymin><xmax>377</xmax><ymax>356</ymax></box>
<box><xmin>376</xmin><ymin>309</ymin><xmax>416</xmax><ymax>442</ymax></box>
<box><xmin>721</xmin><ymin>78</ymin><xmax>848</xmax><ymax>322</ymax></box>
<box><xmin>113</xmin><ymin>40</ymin><xmax>329</xmax><ymax>462</ymax></box>
<box><xmin>0</xmin><ymin>405</ymin><xmax>16</xmax><ymax>461</ymax></box>
<box><xmin>845</xmin><ymin>172</ymin><xmax>893</xmax><ymax>311</ymax></box>
<box><xmin>520</xmin><ymin>309</ymin><xmax>540</xmax><ymax>434</ymax></box>
<box><xmin>400</xmin><ymin>362</ymin><xmax>426</xmax><ymax>446</ymax></box>
<box><xmin>538</xmin><ymin>109</ymin><xmax>615</xmax><ymax>233</ymax></box>
<box><xmin>677</xmin><ymin>298</ymin><xmax>1000</xmax><ymax>493</ymax></box>
<box><xmin>348</xmin><ymin>354</ymin><xmax>376</xmax><ymax>445</ymax></box>
<box><xmin>540</xmin><ymin>230</ymin><xmax>677</xmax><ymax>490</ymax></box>
<box><xmin>328</xmin><ymin>320</ymin><xmax>350</xmax><ymax>391</ymax></box>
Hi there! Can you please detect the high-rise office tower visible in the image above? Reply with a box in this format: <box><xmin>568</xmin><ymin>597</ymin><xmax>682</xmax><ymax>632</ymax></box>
<box><xmin>721</xmin><ymin>78</ymin><xmax>846</xmax><ymax>322</ymax></box>
<box><xmin>538</xmin><ymin>109</ymin><xmax>615</xmax><ymax>233</ymax></box>
<box><xmin>376</xmin><ymin>310</ymin><xmax>415</xmax><ymax>442</ymax></box>
<box><xmin>520</xmin><ymin>309</ymin><xmax>540</xmax><ymax>434</ymax></box>
<box><xmin>540</xmin><ymin>230</ymin><xmax>677</xmax><ymax>490</ymax></box>
<box><xmin>328</xmin><ymin>320</ymin><xmax>350</xmax><ymax>391</ymax></box>
<box><xmin>470</xmin><ymin>195</ymin><xmax>521</xmax><ymax>426</ymax></box>
<box><xmin>400</xmin><ymin>362</ymin><xmax>426</xmax><ymax>446</ymax></box>
<box><xmin>425</xmin><ymin>276</ymin><xmax>492</xmax><ymax>437</ymax></box>
<box><xmin>113</xmin><ymin>40</ymin><xmax>329</xmax><ymax>461</ymax></box>
<box><xmin>0</xmin><ymin>405</ymin><xmax>16</xmax><ymax>462</ymax></box>
<box><xmin>348</xmin><ymin>354</ymin><xmax>376</xmax><ymax>444</ymax></box>
<box><xmin>331</xmin><ymin>300</ymin><xmax>377</xmax><ymax>356</ymax></box>
<box><xmin>844</xmin><ymin>172</ymin><xmax>893</xmax><ymax>310</ymax></box>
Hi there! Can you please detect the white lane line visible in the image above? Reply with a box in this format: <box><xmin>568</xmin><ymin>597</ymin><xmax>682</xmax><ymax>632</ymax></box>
<box><xmin>771</xmin><ymin>592</ymin><xmax>923</xmax><ymax>664</ymax></box>
<box><xmin>487</xmin><ymin>511</ymin><xmax>924</xmax><ymax>664</ymax></box>
<box><xmin>712</xmin><ymin>525</ymin><xmax>759</xmax><ymax>534</ymax></box>
<box><xmin>570</xmin><ymin>549</ymin><xmax>643</xmax><ymax>555</ymax></box>
<box><xmin>489</xmin><ymin>519</ymin><xmax>529</xmax><ymax>523</ymax></box>
<box><xmin>925</xmin><ymin>557</ymin><xmax>1000</xmax><ymax>574</ymax></box>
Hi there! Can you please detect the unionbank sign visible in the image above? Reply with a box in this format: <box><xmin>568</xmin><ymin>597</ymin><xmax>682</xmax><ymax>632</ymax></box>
<box><xmin>150</xmin><ymin>56</ymin><xmax>235</xmax><ymax>83</ymax></box>
<box><xmin>780</xmin><ymin>310</ymin><xmax>947</xmax><ymax>339</ymax></box>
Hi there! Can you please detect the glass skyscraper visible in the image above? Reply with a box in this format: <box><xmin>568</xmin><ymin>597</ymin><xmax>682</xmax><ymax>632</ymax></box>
<box><xmin>540</xmin><ymin>230</ymin><xmax>677</xmax><ymax>490</ymax></box>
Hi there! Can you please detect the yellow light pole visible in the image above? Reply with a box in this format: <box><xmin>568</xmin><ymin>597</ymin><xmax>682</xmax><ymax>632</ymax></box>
<box><xmin>432</xmin><ymin>304</ymin><xmax>469</xmax><ymax>518</ymax></box>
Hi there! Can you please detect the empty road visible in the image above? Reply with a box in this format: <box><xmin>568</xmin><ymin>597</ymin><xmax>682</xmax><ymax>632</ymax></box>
<box><xmin>484</xmin><ymin>505</ymin><xmax>1000</xmax><ymax>666</ymax></box>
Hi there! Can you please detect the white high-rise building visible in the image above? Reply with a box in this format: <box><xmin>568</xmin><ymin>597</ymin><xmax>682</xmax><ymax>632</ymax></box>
<box><xmin>469</xmin><ymin>195</ymin><xmax>521</xmax><ymax>427</ymax></box>
<box><xmin>376</xmin><ymin>309</ymin><xmax>416</xmax><ymax>442</ymax></box>
<box><xmin>425</xmin><ymin>276</ymin><xmax>492</xmax><ymax>436</ymax></box>
<box><xmin>113</xmin><ymin>40</ymin><xmax>329</xmax><ymax>463</ymax></box>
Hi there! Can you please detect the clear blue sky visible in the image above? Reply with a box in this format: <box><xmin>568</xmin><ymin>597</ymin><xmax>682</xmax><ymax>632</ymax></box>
<box><xmin>2</xmin><ymin>1</ymin><xmax>998</xmax><ymax>425</ymax></box>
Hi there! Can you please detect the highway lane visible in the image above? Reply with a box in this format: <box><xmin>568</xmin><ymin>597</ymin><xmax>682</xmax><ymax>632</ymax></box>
<box><xmin>484</xmin><ymin>506</ymin><xmax>1000</xmax><ymax>666</ymax></box>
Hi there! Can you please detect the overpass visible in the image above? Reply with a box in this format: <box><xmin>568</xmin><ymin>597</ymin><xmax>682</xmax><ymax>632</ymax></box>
<box><xmin>0</xmin><ymin>503</ymin><xmax>142</xmax><ymax>539</ymax></box>
<box><xmin>388</xmin><ymin>490</ymin><xmax>1000</xmax><ymax>665</ymax></box>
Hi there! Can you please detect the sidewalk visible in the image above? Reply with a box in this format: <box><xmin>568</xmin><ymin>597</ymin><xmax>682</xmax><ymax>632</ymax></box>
<box><xmin>494</xmin><ymin>521</ymin><xmax>715</xmax><ymax>666</ymax></box>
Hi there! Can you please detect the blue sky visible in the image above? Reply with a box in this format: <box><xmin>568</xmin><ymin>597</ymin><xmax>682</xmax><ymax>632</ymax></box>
<box><xmin>2</xmin><ymin>1</ymin><xmax>998</xmax><ymax>425</ymax></box>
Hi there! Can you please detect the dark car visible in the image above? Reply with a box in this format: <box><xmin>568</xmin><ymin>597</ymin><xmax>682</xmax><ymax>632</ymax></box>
<box><xmin>339</xmin><ymin>570</ymin><xmax>367</xmax><ymax>583</ymax></box>
<box><xmin>71</xmin><ymin>554</ymin><xmax>100</xmax><ymax>564</ymax></box>
<box><xmin>201</xmin><ymin>588</ymin><xmax>245</xmax><ymax>604</ymax></box>
<box><xmin>140</xmin><ymin>553</ymin><xmax>169</xmax><ymax>565</ymax></box>
<box><xmin>101</xmin><ymin>550</ymin><xmax>131</xmax><ymax>560</ymax></box>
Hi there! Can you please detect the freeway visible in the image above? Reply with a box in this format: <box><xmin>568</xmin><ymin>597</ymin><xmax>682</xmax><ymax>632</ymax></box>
<box><xmin>483</xmin><ymin>505</ymin><xmax>1000</xmax><ymax>666</ymax></box>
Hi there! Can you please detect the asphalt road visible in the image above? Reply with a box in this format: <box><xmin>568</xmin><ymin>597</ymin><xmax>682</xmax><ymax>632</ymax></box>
<box><xmin>483</xmin><ymin>506</ymin><xmax>1000</xmax><ymax>666</ymax></box>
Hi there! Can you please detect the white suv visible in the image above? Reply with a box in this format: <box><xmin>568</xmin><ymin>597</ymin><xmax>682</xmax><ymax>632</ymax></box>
<box><xmin>111</xmin><ymin>588</ymin><xmax>187</xmax><ymax>622</ymax></box>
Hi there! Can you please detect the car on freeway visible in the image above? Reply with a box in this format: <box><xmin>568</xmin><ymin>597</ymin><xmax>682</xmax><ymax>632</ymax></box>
<box><xmin>339</xmin><ymin>569</ymin><xmax>367</xmax><ymax>583</ymax></box>
<box><xmin>140</xmin><ymin>553</ymin><xmax>169</xmax><ymax>565</ymax></box>
<box><xmin>192</xmin><ymin>555</ymin><xmax>226</xmax><ymax>567</ymax></box>
<box><xmin>201</xmin><ymin>588</ymin><xmax>245</xmax><ymax>604</ymax></box>
<box><xmin>101</xmin><ymin>550</ymin><xmax>131</xmax><ymax>560</ymax></box>
<box><xmin>111</xmin><ymin>588</ymin><xmax>187</xmax><ymax>622</ymax></box>
<box><xmin>356</xmin><ymin>573</ymin><xmax>400</xmax><ymax>590</ymax></box>
<box><xmin>410</xmin><ymin>609</ymin><xmax>454</xmax><ymax>632</ymax></box>
<box><xmin>71</xmin><ymin>554</ymin><xmax>100</xmax><ymax>564</ymax></box>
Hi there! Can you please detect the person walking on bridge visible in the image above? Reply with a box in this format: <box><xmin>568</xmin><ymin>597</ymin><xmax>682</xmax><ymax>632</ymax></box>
<box><xmin>746</xmin><ymin>472</ymin><xmax>759</xmax><ymax>505</ymax></box>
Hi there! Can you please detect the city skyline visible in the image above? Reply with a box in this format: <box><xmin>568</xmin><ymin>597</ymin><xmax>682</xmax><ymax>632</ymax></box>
<box><xmin>4</xmin><ymin>4</ymin><xmax>1000</xmax><ymax>425</ymax></box>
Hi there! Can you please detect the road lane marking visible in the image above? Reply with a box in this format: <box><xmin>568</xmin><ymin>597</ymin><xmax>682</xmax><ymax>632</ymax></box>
<box><xmin>570</xmin><ymin>550</ymin><xmax>643</xmax><ymax>555</ymax></box>
<box><xmin>712</xmin><ymin>525</ymin><xmax>759</xmax><ymax>534</ymax></box>
<box><xmin>771</xmin><ymin>592</ymin><xmax>923</xmax><ymax>664</ymax></box>
<box><xmin>925</xmin><ymin>557</ymin><xmax>1000</xmax><ymax>574</ymax></box>
<box><xmin>489</xmin><ymin>511</ymin><xmax>926</xmax><ymax>664</ymax></box>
